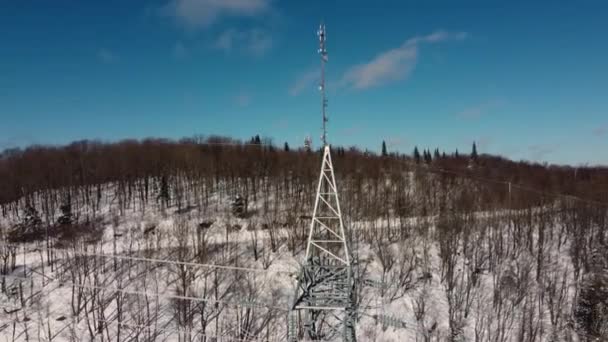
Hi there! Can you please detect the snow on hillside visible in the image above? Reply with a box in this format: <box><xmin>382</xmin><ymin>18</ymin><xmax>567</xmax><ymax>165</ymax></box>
<box><xmin>0</xmin><ymin>178</ymin><xmax>604</xmax><ymax>341</ymax></box>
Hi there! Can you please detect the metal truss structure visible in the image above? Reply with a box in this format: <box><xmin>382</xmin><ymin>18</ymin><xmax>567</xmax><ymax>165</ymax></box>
<box><xmin>289</xmin><ymin>23</ymin><xmax>356</xmax><ymax>342</ymax></box>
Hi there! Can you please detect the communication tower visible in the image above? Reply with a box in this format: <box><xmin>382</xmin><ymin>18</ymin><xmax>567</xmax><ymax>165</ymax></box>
<box><xmin>289</xmin><ymin>23</ymin><xmax>357</xmax><ymax>342</ymax></box>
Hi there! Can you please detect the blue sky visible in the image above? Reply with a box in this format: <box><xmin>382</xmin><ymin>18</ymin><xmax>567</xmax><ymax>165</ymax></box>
<box><xmin>1</xmin><ymin>0</ymin><xmax>607</xmax><ymax>165</ymax></box>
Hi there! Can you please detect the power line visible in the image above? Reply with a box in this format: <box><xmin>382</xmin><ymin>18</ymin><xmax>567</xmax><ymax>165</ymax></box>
<box><xmin>0</xmin><ymin>243</ymin><xmax>296</xmax><ymax>276</ymax></box>
<box><xmin>1</xmin><ymin>272</ymin><xmax>288</xmax><ymax>328</ymax></box>
<box><xmin>77</xmin><ymin>250</ymin><xmax>294</xmax><ymax>276</ymax></box>
<box><xmin>49</xmin><ymin>281</ymin><xmax>284</xmax><ymax>339</ymax></box>
<box><xmin>52</xmin><ymin>278</ymin><xmax>288</xmax><ymax>312</ymax></box>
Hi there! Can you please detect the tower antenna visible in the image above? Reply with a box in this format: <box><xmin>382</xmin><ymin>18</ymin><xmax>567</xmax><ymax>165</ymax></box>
<box><xmin>318</xmin><ymin>22</ymin><xmax>329</xmax><ymax>147</ymax></box>
<box><xmin>289</xmin><ymin>23</ymin><xmax>357</xmax><ymax>342</ymax></box>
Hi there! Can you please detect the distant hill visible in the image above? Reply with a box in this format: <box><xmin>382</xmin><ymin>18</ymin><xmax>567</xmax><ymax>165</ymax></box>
<box><xmin>1</xmin><ymin>136</ymin><xmax>607</xmax><ymax>208</ymax></box>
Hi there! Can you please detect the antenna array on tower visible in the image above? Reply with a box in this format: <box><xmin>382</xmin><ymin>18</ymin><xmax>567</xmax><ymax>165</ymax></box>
<box><xmin>318</xmin><ymin>23</ymin><xmax>329</xmax><ymax>147</ymax></box>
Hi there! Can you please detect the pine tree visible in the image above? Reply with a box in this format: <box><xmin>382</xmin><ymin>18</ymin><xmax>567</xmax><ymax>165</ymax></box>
<box><xmin>434</xmin><ymin>148</ymin><xmax>440</xmax><ymax>160</ymax></box>
<box><xmin>58</xmin><ymin>202</ymin><xmax>73</xmax><ymax>225</ymax></box>
<box><xmin>413</xmin><ymin>146</ymin><xmax>421</xmax><ymax>164</ymax></box>
<box><xmin>254</xmin><ymin>135</ymin><xmax>261</xmax><ymax>144</ymax></box>
<box><xmin>471</xmin><ymin>141</ymin><xmax>478</xmax><ymax>161</ymax></box>
<box><xmin>232</xmin><ymin>195</ymin><xmax>246</xmax><ymax>218</ymax></box>
<box><xmin>424</xmin><ymin>149</ymin><xmax>432</xmax><ymax>164</ymax></box>
<box><xmin>284</xmin><ymin>142</ymin><xmax>290</xmax><ymax>152</ymax></box>
<box><xmin>455</xmin><ymin>149</ymin><xmax>460</xmax><ymax>158</ymax></box>
<box><xmin>381</xmin><ymin>140</ymin><xmax>388</xmax><ymax>157</ymax></box>
<box><xmin>159</xmin><ymin>174</ymin><xmax>170</xmax><ymax>208</ymax></box>
<box><xmin>23</xmin><ymin>206</ymin><xmax>42</xmax><ymax>229</ymax></box>
<box><xmin>58</xmin><ymin>192</ymin><xmax>73</xmax><ymax>225</ymax></box>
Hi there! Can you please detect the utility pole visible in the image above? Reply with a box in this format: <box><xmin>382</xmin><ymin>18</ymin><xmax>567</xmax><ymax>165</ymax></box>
<box><xmin>289</xmin><ymin>23</ymin><xmax>357</xmax><ymax>342</ymax></box>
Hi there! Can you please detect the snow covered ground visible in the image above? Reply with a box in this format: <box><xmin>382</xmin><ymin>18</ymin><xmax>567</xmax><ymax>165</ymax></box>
<box><xmin>0</xmin><ymin>180</ymin><xmax>597</xmax><ymax>341</ymax></box>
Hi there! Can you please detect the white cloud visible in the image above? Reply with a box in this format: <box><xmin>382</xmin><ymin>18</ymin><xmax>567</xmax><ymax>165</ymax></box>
<box><xmin>405</xmin><ymin>30</ymin><xmax>468</xmax><ymax>45</ymax></box>
<box><xmin>289</xmin><ymin>68</ymin><xmax>318</xmax><ymax>96</ymax></box>
<box><xmin>162</xmin><ymin>0</ymin><xmax>271</xmax><ymax>29</ymax></box>
<box><xmin>341</xmin><ymin>45</ymin><xmax>418</xmax><ymax>90</ymax></box>
<box><xmin>215</xmin><ymin>28</ymin><xmax>273</xmax><ymax>56</ymax></box>
<box><xmin>98</xmin><ymin>48</ymin><xmax>118</xmax><ymax>63</ymax></box>
<box><xmin>340</xmin><ymin>30</ymin><xmax>467</xmax><ymax>90</ymax></box>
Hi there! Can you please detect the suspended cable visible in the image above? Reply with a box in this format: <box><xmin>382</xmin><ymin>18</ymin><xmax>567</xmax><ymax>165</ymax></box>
<box><xmin>0</xmin><ymin>243</ymin><xmax>296</xmax><ymax>276</ymax></box>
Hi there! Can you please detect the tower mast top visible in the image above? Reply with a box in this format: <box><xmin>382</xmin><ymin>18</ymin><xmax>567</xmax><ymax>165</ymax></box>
<box><xmin>318</xmin><ymin>23</ymin><xmax>328</xmax><ymax>147</ymax></box>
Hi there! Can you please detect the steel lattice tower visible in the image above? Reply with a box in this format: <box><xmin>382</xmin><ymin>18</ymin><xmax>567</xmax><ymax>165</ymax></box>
<box><xmin>289</xmin><ymin>23</ymin><xmax>356</xmax><ymax>342</ymax></box>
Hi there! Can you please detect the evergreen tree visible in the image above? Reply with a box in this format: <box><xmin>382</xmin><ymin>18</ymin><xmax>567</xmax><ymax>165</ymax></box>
<box><xmin>381</xmin><ymin>140</ymin><xmax>388</xmax><ymax>157</ymax></box>
<box><xmin>284</xmin><ymin>142</ymin><xmax>290</xmax><ymax>152</ymax></box>
<box><xmin>23</xmin><ymin>205</ymin><xmax>42</xmax><ymax>229</ymax></box>
<box><xmin>424</xmin><ymin>149</ymin><xmax>432</xmax><ymax>164</ymax></box>
<box><xmin>413</xmin><ymin>146</ymin><xmax>421</xmax><ymax>164</ymax></box>
<box><xmin>58</xmin><ymin>192</ymin><xmax>73</xmax><ymax>225</ymax></box>
<box><xmin>232</xmin><ymin>195</ymin><xmax>246</xmax><ymax>218</ymax></box>
<box><xmin>434</xmin><ymin>148</ymin><xmax>440</xmax><ymax>160</ymax></box>
<box><xmin>11</xmin><ymin>205</ymin><xmax>43</xmax><ymax>243</ymax></box>
<box><xmin>58</xmin><ymin>202</ymin><xmax>73</xmax><ymax>225</ymax></box>
<box><xmin>455</xmin><ymin>149</ymin><xmax>460</xmax><ymax>158</ymax></box>
<box><xmin>337</xmin><ymin>147</ymin><xmax>345</xmax><ymax>157</ymax></box>
<box><xmin>471</xmin><ymin>141</ymin><xmax>478</xmax><ymax>160</ymax></box>
<box><xmin>159</xmin><ymin>174</ymin><xmax>170</xmax><ymax>208</ymax></box>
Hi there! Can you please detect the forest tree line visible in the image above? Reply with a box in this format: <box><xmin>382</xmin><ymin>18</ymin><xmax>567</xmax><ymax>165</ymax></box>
<box><xmin>1</xmin><ymin>136</ymin><xmax>607</xmax><ymax>212</ymax></box>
